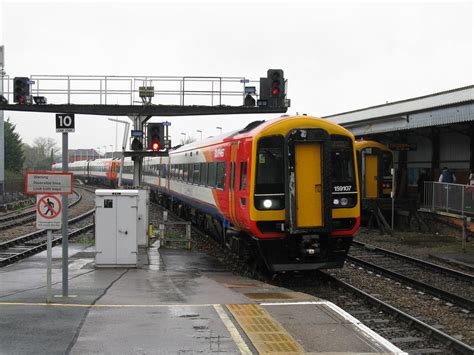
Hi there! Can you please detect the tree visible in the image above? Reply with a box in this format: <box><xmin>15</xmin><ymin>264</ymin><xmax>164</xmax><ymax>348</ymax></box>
<box><xmin>23</xmin><ymin>137</ymin><xmax>59</xmax><ymax>170</ymax></box>
<box><xmin>4</xmin><ymin>118</ymin><xmax>24</xmax><ymax>172</ymax></box>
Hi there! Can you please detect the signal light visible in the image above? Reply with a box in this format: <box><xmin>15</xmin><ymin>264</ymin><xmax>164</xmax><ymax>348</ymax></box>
<box><xmin>13</xmin><ymin>77</ymin><xmax>30</xmax><ymax>104</ymax></box>
<box><xmin>268</xmin><ymin>69</ymin><xmax>285</xmax><ymax>98</ymax></box>
<box><xmin>147</xmin><ymin>122</ymin><xmax>165</xmax><ymax>151</ymax></box>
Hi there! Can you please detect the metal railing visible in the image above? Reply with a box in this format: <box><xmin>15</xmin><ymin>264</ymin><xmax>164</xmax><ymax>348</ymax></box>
<box><xmin>423</xmin><ymin>181</ymin><xmax>474</xmax><ymax>216</ymax></box>
<box><xmin>1</xmin><ymin>74</ymin><xmax>259</xmax><ymax>107</ymax></box>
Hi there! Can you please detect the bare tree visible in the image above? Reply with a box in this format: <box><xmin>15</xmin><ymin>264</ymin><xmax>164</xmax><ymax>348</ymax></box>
<box><xmin>23</xmin><ymin>137</ymin><xmax>60</xmax><ymax>170</ymax></box>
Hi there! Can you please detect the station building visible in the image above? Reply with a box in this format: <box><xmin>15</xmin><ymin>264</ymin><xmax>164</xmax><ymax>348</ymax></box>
<box><xmin>325</xmin><ymin>85</ymin><xmax>474</xmax><ymax>198</ymax></box>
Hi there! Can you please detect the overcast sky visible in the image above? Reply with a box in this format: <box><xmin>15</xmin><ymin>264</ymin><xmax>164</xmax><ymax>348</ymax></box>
<box><xmin>1</xmin><ymin>0</ymin><xmax>472</xmax><ymax>152</ymax></box>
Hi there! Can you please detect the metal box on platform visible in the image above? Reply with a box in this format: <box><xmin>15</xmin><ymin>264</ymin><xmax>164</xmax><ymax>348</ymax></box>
<box><xmin>95</xmin><ymin>189</ymin><xmax>139</xmax><ymax>267</ymax></box>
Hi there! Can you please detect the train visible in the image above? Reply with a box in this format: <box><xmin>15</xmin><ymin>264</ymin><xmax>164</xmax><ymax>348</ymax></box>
<box><xmin>355</xmin><ymin>140</ymin><xmax>393</xmax><ymax>199</ymax></box>
<box><xmin>54</xmin><ymin>115</ymin><xmax>360</xmax><ymax>272</ymax></box>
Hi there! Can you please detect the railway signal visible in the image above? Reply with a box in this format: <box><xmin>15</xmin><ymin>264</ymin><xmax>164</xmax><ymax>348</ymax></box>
<box><xmin>147</xmin><ymin>122</ymin><xmax>165</xmax><ymax>151</ymax></box>
<box><xmin>13</xmin><ymin>77</ymin><xmax>30</xmax><ymax>104</ymax></box>
<box><xmin>268</xmin><ymin>69</ymin><xmax>285</xmax><ymax>98</ymax></box>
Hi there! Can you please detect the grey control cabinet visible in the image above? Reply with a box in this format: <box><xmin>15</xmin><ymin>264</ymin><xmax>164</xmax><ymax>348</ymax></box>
<box><xmin>95</xmin><ymin>189</ymin><xmax>138</xmax><ymax>267</ymax></box>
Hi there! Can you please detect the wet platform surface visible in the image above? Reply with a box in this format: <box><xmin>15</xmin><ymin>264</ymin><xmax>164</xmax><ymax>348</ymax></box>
<box><xmin>0</xmin><ymin>243</ymin><xmax>406</xmax><ymax>354</ymax></box>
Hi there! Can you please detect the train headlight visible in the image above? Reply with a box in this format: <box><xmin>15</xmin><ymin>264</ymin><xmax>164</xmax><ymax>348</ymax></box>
<box><xmin>263</xmin><ymin>199</ymin><xmax>273</xmax><ymax>208</ymax></box>
<box><xmin>340</xmin><ymin>197</ymin><xmax>349</xmax><ymax>206</ymax></box>
<box><xmin>333</xmin><ymin>198</ymin><xmax>340</xmax><ymax>206</ymax></box>
<box><xmin>255</xmin><ymin>195</ymin><xmax>285</xmax><ymax>210</ymax></box>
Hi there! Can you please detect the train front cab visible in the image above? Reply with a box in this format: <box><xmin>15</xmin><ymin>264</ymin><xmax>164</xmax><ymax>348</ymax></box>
<box><xmin>249</xmin><ymin>117</ymin><xmax>360</xmax><ymax>272</ymax></box>
<box><xmin>355</xmin><ymin>141</ymin><xmax>393</xmax><ymax>199</ymax></box>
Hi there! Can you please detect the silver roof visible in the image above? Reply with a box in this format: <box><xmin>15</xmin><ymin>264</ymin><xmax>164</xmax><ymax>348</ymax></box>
<box><xmin>324</xmin><ymin>85</ymin><xmax>474</xmax><ymax>125</ymax></box>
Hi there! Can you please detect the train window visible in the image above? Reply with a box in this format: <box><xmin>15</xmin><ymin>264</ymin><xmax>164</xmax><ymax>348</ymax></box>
<box><xmin>188</xmin><ymin>164</ymin><xmax>194</xmax><ymax>183</ymax></box>
<box><xmin>200</xmin><ymin>163</ymin><xmax>207</xmax><ymax>185</ymax></box>
<box><xmin>255</xmin><ymin>135</ymin><xmax>285</xmax><ymax>194</ymax></box>
<box><xmin>216</xmin><ymin>162</ymin><xmax>226</xmax><ymax>190</ymax></box>
<box><xmin>182</xmin><ymin>164</ymin><xmax>187</xmax><ymax>182</ymax></box>
<box><xmin>162</xmin><ymin>164</ymin><xmax>168</xmax><ymax>179</ymax></box>
<box><xmin>240</xmin><ymin>161</ymin><xmax>247</xmax><ymax>190</ymax></box>
<box><xmin>207</xmin><ymin>162</ymin><xmax>217</xmax><ymax>187</ymax></box>
<box><xmin>179</xmin><ymin>164</ymin><xmax>183</xmax><ymax>181</ymax></box>
<box><xmin>331</xmin><ymin>136</ymin><xmax>355</xmax><ymax>183</ymax></box>
<box><xmin>193</xmin><ymin>163</ymin><xmax>200</xmax><ymax>184</ymax></box>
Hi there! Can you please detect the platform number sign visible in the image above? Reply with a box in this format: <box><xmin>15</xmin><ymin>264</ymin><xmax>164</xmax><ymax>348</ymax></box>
<box><xmin>56</xmin><ymin>114</ymin><xmax>75</xmax><ymax>133</ymax></box>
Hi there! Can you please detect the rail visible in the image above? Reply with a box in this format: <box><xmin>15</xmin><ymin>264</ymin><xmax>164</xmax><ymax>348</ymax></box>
<box><xmin>423</xmin><ymin>181</ymin><xmax>474</xmax><ymax>217</ymax></box>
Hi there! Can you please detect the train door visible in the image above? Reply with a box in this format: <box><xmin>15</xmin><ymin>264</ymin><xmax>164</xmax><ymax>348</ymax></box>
<box><xmin>228</xmin><ymin>143</ymin><xmax>239</xmax><ymax>224</ymax></box>
<box><xmin>365</xmin><ymin>155</ymin><xmax>378</xmax><ymax>198</ymax></box>
<box><xmin>295</xmin><ymin>143</ymin><xmax>323</xmax><ymax>228</ymax></box>
<box><xmin>287</xmin><ymin>129</ymin><xmax>331</xmax><ymax>234</ymax></box>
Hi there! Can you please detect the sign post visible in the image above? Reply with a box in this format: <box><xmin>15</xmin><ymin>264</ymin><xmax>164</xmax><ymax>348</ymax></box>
<box><xmin>56</xmin><ymin>113</ymin><xmax>74</xmax><ymax>297</ymax></box>
<box><xmin>26</xmin><ymin>172</ymin><xmax>72</xmax><ymax>302</ymax></box>
<box><xmin>36</xmin><ymin>193</ymin><xmax>62</xmax><ymax>303</ymax></box>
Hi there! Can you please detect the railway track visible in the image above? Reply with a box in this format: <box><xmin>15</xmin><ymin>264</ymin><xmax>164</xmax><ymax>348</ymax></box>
<box><xmin>298</xmin><ymin>272</ymin><xmax>474</xmax><ymax>355</ymax></box>
<box><xmin>348</xmin><ymin>241</ymin><xmax>474</xmax><ymax>311</ymax></box>
<box><xmin>0</xmin><ymin>190</ymin><xmax>82</xmax><ymax>231</ymax></box>
<box><xmin>149</xmin><ymin>202</ymin><xmax>474</xmax><ymax>353</ymax></box>
<box><xmin>0</xmin><ymin>209</ymin><xmax>94</xmax><ymax>267</ymax></box>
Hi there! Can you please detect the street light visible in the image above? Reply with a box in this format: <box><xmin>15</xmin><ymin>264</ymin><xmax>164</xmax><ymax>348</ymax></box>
<box><xmin>96</xmin><ymin>146</ymin><xmax>102</xmax><ymax>158</ymax></box>
<box><xmin>103</xmin><ymin>145</ymin><xmax>107</xmax><ymax>158</ymax></box>
<box><xmin>216</xmin><ymin>126</ymin><xmax>222</xmax><ymax>135</ymax></box>
<box><xmin>109</xmin><ymin>145</ymin><xmax>114</xmax><ymax>158</ymax></box>
<box><xmin>181</xmin><ymin>132</ymin><xmax>186</xmax><ymax>144</ymax></box>
<box><xmin>196</xmin><ymin>130</ymin><xmax>202</xmax><ymax>140</ymax></box>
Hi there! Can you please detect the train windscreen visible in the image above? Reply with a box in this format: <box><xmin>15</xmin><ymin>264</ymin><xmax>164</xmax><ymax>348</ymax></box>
<box><xmin>255</xmin><ymin>135</ymin><xmax>285</xmax><ymax>194</ymax></box>
<box><xmin>382</xmin><ymin>151</ymin><xmax>393</xmax><ymax>177</ymax></box>
<box><xmin>255</xmin><ymin>135</ymin><xmax>285</xmax><ymax>210</ymax></box>
<box><xmin>331</xmin><ymin>138</ymin><xmax>355</xmax><ymax>181</ymax></box>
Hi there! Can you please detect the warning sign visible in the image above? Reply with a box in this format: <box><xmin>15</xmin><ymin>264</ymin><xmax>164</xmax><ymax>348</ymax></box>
<box><xmin>36</xmin><ymin>194</ymin><xmax>62</xmax><ymax>229</ymax></box>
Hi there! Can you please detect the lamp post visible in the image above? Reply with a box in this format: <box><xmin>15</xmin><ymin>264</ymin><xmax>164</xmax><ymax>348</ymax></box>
<box><xmin>109</xmin><ymin>145</ymin><xmax>114</xmax><ymax>158</ymax></box>
<box><xmin>216</xmin><ymin>126</ymin><xmax>222</xmax><ymax>135</ymax></box>
<box><xmin>103</xmin><ymin>145</ymin><xmax>107</xmax><ymax>158</ymax></box>
<box><xmin>96</xmin><ymin>146</ymin><xmax>102</xmax><ymax>158</ymax></box>
<box><xmin>196</xmin><ymin>130</ymin><xmax>202</xmax><ymax>140</ymax></box>
<box><xmin>181</xmin><ymin>132</ymin><xmax>186</xmax><ymax>144</ymax></box>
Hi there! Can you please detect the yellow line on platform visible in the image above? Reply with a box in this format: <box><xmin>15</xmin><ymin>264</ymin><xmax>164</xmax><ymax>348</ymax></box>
<box><xmin>213</xmin><ymin>304</ymin><xmax>252</xmax><ymax>355</ymax></box>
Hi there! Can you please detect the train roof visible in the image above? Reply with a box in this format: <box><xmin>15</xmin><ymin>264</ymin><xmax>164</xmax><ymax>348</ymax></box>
<box><xmin>355</xmin><ymin>140</ymin><xmax>391</xmax><ymax>152</ymax></box>
<box><xmin>171</xmin><ymin>115</ymin><xmax>353</xmax><ymax>154</ymax></box>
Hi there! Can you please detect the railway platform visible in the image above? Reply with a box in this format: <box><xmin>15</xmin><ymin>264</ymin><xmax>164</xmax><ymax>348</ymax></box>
<box><xmin>0</xmin><ymin>242</ymin><xmax>406</xmax><ymax>354</ymax></box>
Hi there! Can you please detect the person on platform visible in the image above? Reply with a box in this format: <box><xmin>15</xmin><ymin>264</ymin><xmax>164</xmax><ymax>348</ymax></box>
<box><xmin>469</xmin><ymin>170</ymin><xmax>474</xmax><ymax>186</ymax></box>
<box><xmin>438</xmin><ymin>167</ymin><xmax>456</xmax><ymax>183</ymax></box>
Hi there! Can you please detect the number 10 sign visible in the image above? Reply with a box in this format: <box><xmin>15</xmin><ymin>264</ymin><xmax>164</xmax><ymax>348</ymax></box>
<box><xmin>56</xmin><ymin>114</ymin><xmax>75</xmax><ymax>133</ymax></box>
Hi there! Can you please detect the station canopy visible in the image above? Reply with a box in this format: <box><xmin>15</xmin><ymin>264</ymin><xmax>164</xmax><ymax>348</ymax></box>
<box><xmin>324</xmin><ymin>85</ymin><xmax>474</xmax><ymax>136</ymax></box>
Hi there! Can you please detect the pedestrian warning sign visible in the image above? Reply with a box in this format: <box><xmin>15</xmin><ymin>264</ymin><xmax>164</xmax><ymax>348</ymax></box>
<box><xmin>36</xmin><ymin>194</ymin><xmax>62</xmax><ymax>229</ymax></box>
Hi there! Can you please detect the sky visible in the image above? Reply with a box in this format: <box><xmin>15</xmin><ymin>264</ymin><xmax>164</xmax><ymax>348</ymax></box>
<box><xmin>0</xmin><ymin>0</ymin><xmax>473</xmax><ymax>153</ymax></box>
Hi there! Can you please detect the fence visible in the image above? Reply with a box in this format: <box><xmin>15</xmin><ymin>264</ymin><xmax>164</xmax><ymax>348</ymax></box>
<box><xmin>423</xmin><ymin>181</ymin><xmax>474</xmax><ymax>216</ymax></box>
<box><xmin>2</xmin><ymin>74</ymin><xmax>258</xmax><ymax>107</ymax></box>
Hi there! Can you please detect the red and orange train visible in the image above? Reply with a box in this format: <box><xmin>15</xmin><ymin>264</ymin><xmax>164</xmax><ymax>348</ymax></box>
<box><xmin>55</xmin><ymin>115</ymin><xmax>360</xmax><ymax>272</ymax></box>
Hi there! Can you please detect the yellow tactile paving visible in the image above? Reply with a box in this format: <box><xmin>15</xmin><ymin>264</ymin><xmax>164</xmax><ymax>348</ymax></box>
<box><xmin>226</xmin><ymin>304</ymin><xmax>304</xmax><ymax>354</ymax></box>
